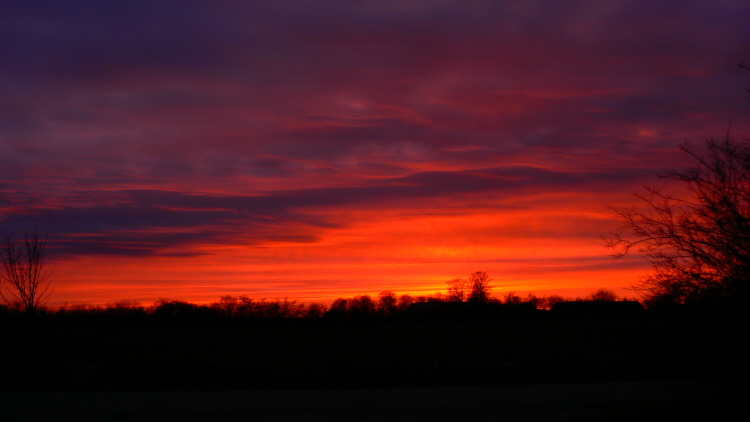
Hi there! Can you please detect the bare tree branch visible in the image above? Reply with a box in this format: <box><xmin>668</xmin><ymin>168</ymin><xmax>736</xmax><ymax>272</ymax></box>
<box><xmin>605</xmin><ymin>135</ymin><xmax>750</xmax><ymax>306</ymax></box>
<box><xmin>446</xmin><ymin>278</ymin><xmax>469</xmax><ymax>302</ymax></box>
<box><xmin>1</xmin><ymin>230</ymin><xmax>53</xmax><ymax>312</ymax></box>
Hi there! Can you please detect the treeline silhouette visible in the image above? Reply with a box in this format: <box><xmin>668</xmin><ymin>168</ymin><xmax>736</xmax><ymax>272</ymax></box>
<box><xmin>0</xmin><ymin>287</ymin><xmax>647</xmax><ymax>325</ymax></box>
<box><xmin>2</xmin><ymin>285</ymin><xmax>747</xmax><ymax>395</ymax></box>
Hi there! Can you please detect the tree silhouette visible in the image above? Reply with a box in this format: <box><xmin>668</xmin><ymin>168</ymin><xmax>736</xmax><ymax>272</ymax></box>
<box><xmin>212</xmin><ymin>295</ymin><xmax>239</xmax><ymax>317</ymax></box>
<box><xmin>606</xmin><ymin>136</ymin><xmax>750</xmax><ymax>306</ymax></box>
<box><xmin>467</xmin><ymin>271</ymin><xmax>492</xmax><ymax>303</ymax></box>
<box><xmin>304</xmin><ymin>302</ymin><xmax>327</xmax><ymax>318</ymax></box>
<box><xmin>348</xmin><ymin>295</ymin><xmax>376</xmax><ymax>318</ymax></box>
<box><xmin>377</xmin><ymin>291</ymin><xmax>398</xmax><ymax>317</ymax></box>
<box><xmin>397</xmin><ymin>294</ymin><xmax>414</xmax><ymax>312</ymax></box>
<box><xmin>588</xmin><ymin>288</ymin><xmax>619</xmax><ymax>302</ymax></box>
<box><xmin>502</xmin><ymin>291</ymin><xmax>521</xmax><ymax>305</ymax></box>
<box><xmin>326</xmin><ymin>298</ymin><xmax>349</xmax><ymax>319</ymax></box>
<box><xmin>152</xmin><ymin>298</ymin><xmax>203</xmax><ymax>322</ymax></box>
<box><xmin>446</xmin><ymin>278</ymin><xmax>469</xmax><ymax>302</ymax></box>
<box><xmin>0</xmin><ymin>230</ymin><xmax>52</xmax><ymax>313</ymax></box>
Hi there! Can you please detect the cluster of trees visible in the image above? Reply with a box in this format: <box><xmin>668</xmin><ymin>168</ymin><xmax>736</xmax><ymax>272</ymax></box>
<box><xmin>320</xmin><ymin>285</ymin><xmax>632</xmax><ymax>321</ymax></box>
<box><xmin>49</xmin><ymin>297</ymin><xmax>326</xmax><ymax>322</ymax></box>
<box><xmin>0</xmin><ymin>281</ymin><xmax>634</xmax><ymax>322</ymax></box>
<box><xmin>207</xmin><ymin>296</ymin><xmax>327</xmax><ymax>319</ymax></box>
<box><xmin>445</xmin><ymin>271</ymin><xmax>492</xmax><ymax>303</ymax></box>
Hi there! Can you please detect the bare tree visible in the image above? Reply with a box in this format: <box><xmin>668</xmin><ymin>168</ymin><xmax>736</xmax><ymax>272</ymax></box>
<box><xmin>237</xmin><ymin>295</ymin><xmax>254</xmax><ymax>317</ymax></box>
<box><xmin>446</xmin><ymin>278</ymin><xmax>469</xmax><ymax>302</ymax></box>
<box><xmin>1</xmin><ymin>230</ymin><xmax>52</xmax><ymax>312</ymax></box>
<box><xmin>467</xmin><ymin>271</ymin><xmax>492</xmax><ymax>303</ymax></box>
<box><xmin>211</xmin><ymin>295</ymin><xmax>239</xmax><ymax>317</ymax></box>
<box><xmin>588</xmin><ymin>288</ymin><xmax>619</xmax><ymax>302</ymax></box>
<box><xmin>543</xmin><ymin>294</ymin><xmax>566</xmax><ymax>310</ymax></box>
<box><xmin>606</xmin><ymin>135</ymin><xmax>750</xmax><ymax>305</ymax></box>
<box><xmin>502</xmin><ymin>291</ymin><xmax>521</xmax><ymax>305</ymax></box>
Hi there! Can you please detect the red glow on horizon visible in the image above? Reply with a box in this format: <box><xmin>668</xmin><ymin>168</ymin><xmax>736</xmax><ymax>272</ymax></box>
<box><xmin>44</xmin><ymin>203</ymin><xmax>650</xmax><ymax>307</ymax></box>
<box><xmin>3</xmin><ymin>2</ymin><xmax>748</xmax><ymax>309</ymax></box>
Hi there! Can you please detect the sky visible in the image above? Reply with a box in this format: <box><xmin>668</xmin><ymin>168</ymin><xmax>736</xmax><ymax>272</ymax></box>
<box><xmin>2</xmin><ymin>0</ymin><xmax>750</xmax><ymax>306</ymax></box>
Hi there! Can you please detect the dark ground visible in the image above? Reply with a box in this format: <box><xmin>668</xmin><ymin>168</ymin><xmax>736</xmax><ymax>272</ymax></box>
<box><xmin>1</xmin><ymin>312</ymin><xmax>747</xmax><ymax>420</ymax></box>
<box><xmin>2</xmin><ymin>380</ymin><xmax>747</xmax><ymax>421</ymax></box>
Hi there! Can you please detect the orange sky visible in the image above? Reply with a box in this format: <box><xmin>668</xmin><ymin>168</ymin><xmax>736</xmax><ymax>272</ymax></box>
<box><xmin>45</xmin><ymin>191</ymin><xmax>652</xmax><ymax>305</ymax></box>
<box><xmin>2</xmin><ymin>2</ymin><xmax>749</xmax><ymax>307</ymax></box>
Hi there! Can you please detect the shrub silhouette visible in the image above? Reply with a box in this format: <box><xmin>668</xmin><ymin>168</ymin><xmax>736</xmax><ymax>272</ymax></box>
<box><xmin>588</xmin><ymin>289</ymin><xmax>619</xmax><ymax>302</ymax></box>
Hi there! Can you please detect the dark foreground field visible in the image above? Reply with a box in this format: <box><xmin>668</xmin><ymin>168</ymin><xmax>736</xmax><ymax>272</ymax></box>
<box><xmin>2</xmin><ymin>381</ymin><xmax>746</xmax><ymax>422</ymax></box>
<box><xmin>1</xmin><ymin>312</ymin><xmax>748</xmax><ymax>420</ymax></box>
<box><xmin>2</xmin><ymin>313</ymin><xmax>746</xmax><ymax>391</ymax></box>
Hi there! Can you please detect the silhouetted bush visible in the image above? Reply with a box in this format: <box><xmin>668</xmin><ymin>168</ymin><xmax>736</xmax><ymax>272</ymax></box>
<box><xmin>325</xmin><ymin>298</ymin><xmax>349</xmax><ymax>320</ymax></box>
<box><xmin>152</xmin><ymin>298</ymin><xmax>215</xmax><ymax>323</ymax></box>
<box><xmin>587</xmin><ymin>288</ymin><xmax>619</xmax><ymax>302</ymax></box>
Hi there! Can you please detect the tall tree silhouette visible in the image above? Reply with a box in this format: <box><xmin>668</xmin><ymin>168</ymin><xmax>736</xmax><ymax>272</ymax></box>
<box><xmin>467</xmin><ymin>271</ymin><xmax>492</xmax><ymax>303</ymax></box>
<box><xmin>606</xmin><ymin>136</ymin><xmax>750</xmax><ymax>306</ymax></box>
<box><xmin>0</xmin><ymin>230</ymin><xmax>52</xmax><ymax>312</ymax></box>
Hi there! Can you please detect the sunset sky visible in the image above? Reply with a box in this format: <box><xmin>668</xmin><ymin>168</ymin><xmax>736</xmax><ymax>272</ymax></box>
<box><xmin>2</xmin><ymin>1</ymin><xmax>749</xmax><ymax>306</ymax></box>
